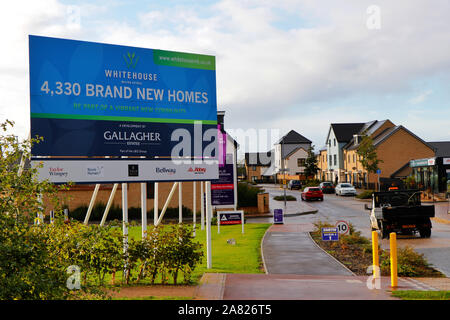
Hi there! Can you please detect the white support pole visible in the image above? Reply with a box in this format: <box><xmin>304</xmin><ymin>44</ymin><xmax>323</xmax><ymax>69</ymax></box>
<box><xmin>179</xmin><ymin>181</ymin><xmax>183</xmax><ymax>223</ymax></box>
<box><xmin>100</xmin><ymin>183</ymin><xmax>119</xmax><ymax>227</ymax></box>
<box><xmin>232</xmin><ymin>139</ymin><xmax>238</xmax><ymax>211</ymax></box>
<box><xmin>155</xmin><ymin>182</ymin><xmax>179</xmax><ymax>226</ymax></box>
<box><xmin>84</xmin><ymin>184</ymin><xmax>100</xmax><ymax>225</ymax></box>
<box><xmin>141</xmin><ymin>182</ymin><xmax>147</xmax><ymax>238</ymax></box>
<box><xmin>122</xmin><ymin>182</ymin><xmax>129</xmax><ymax>277</ymax></box>
<box><xmin>206</xmin><ymin>181</ymin><xmax>212</xmax><ymax>269</ymax></box>
<box><xmin>200</xmin><ymin>181</ymin><xmax>205</xmax><ymax>230</ymax></box>
<box><xmin>154</xmin><ymin>182</ymin><xmax>159</xmax><ymax>226</ymax></box>
<box><xmin>193</xmin><ymin>181</ymin><xmax>196</xmax><ymax>236</ymax></box>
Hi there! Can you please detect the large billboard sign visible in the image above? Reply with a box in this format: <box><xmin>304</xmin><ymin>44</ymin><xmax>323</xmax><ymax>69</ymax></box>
<box><xmin>29</xmin><ymin>35</ymin><xmax>217</xmax><ymax>157</ymax></box>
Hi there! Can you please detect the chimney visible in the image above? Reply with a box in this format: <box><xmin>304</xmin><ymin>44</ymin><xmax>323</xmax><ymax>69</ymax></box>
<box><xmin>353</xmin><ymin>134</ymin><xmax>359</xmax><ymax>145</ymax></box>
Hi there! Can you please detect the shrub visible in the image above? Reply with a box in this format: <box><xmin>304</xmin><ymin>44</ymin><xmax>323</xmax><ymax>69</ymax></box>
<box><xmin>356</xmin><ymin>190</ymin><xmax>375</xmax><ymax>199</ymax></box>
<box><xmin>273</xmin><ymin>195</ymin><xmax>297</xmax><ymax>201</ymax></box>
<box><xmin>237</xmin><ymin>182</ymin><xmax>263</xmax><ymax>207</ymax></box>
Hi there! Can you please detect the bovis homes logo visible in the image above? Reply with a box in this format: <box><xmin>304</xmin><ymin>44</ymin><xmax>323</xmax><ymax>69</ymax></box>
<box><xmin>188</xmin><ymin>167</ymin><xmax>206</xmax><ymax>174</ymax></box>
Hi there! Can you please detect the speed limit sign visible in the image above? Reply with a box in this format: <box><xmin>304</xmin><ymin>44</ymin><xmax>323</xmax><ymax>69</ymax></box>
<box><xmin>336</xmin><ymin>220</ymin><xmax>349</xmax><ymax>235</ymax></box>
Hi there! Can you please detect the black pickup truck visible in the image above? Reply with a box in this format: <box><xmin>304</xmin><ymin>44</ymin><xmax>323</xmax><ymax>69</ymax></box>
<box><xmin>366</xmin><ymin>190</ymin><xmax>435</xmax><ymax>239</ymax></box>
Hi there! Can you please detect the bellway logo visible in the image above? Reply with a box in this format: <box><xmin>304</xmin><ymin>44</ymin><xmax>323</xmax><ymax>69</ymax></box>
<box><xmin>123</xmin><ymin>52</ymin><xmax>139</xmax><ymax>68</ymax></box>
<box><xmin>156</xmin><ymin>167</ymin><xmax>176</xmax><ymax>175</ymax></box>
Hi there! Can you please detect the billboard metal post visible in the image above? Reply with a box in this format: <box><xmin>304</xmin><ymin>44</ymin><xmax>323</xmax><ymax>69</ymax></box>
<box><xmin>141</xmin><ymin>181</ymin><xmax>147</xmax><ymax>238</ymax></box>
<box><xmin>179</xmin><ymin>182</ymin><xmax>183</xmax><ymax>223</ymax></box>
<box><xmin>122</xmin><ymin>182</ymin><xmax>129</xmax><ymax>277</ymax></box>
<box><xmin>206</xmin><ymin>181</ymin><xmax>212</xmax><ymax>269</ymax></box>
<box><xmin>200</xmin><ymin>182</ymin><xmax>205</xmax><ymax>230</ymax></box>
<box><xmin>100</xmin><ymin>183</ymin><xmax>118</xmax><ymax>227</ymax></box>
<box><xmin>154</xmin><ymin>182</ymin><xmax>159</xmax><ymax>226</ymax></box>
<box><xmin>193</xmin><ymin>181</ymin><xmax>197</xmax><ymax>236</ymax></box>
<box><xmin>84</xmin><ymin>184</ymin><xmax>100</xmax><ymax>225</ymax></box>
<box><xmin>155</xmin><ymin>182</ymin><xmax>179</xmax><ymax>226</ymax></box>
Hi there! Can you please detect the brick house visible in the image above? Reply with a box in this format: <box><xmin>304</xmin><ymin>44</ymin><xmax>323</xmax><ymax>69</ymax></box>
<box><xmin>244</xmin><ymin>151</ymin><xmax>273</xmax><ymax>182</ymax></box>
<box><xmin>342</xmin><ymin>120</ymin><xmax>435</xmax><ymax>189</ymax></box>
<box><xmin>316</xmin><ymin>147</ymin><xmax>328</xmax><ymax>181</ymax></box>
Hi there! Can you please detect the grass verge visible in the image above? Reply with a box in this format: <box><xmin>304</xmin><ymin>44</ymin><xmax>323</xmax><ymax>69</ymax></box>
<box><xmin>391</xmin><ymin>290</ymin><xmax>450</xmax><ymax>300</ymax></box>
<box><xmin>310</xmin><ymin>221</ymin><xmax>445</xmax><ymax>277</ymax></box>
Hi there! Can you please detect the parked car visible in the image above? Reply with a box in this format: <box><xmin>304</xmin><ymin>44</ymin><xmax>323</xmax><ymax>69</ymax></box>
<box><xmin>335</xmin><ymin>183</ymin><xmax>357</xmax><ymax>196</ymax></box>
<box><xmin>288</xmin><ymin>180</ymin><xmax>302</xmax><ymax>190</ymax></box>
<box><xmin>319</xmin><ymin>182</ymin><xmax>335</xmax><ymax>194</ymax></box>
<box><xmin>301</xmin><ymin>187</ymin><xmax>323</xmax><ymax>201</ymax></box>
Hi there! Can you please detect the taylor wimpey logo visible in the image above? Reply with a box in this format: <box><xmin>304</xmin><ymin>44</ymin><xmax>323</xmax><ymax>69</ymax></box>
<box><xmin>188</xmin><ymin>167</ymin><xmax>206</xmax><ymax>174</ymax></box>
<box><xmin>49</xmin><ymin>167</ymin><xmax>68</xmax><ymax>177</ymax></box>
<box><xmin>123</xmin><ymin>52</ymin><xmax>139</xmax><ymax>69</ymax></box>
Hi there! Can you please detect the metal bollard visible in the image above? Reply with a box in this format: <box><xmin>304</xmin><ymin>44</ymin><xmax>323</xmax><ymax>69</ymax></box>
<box><xmin>372</xmin><ymin>231</ymin><xmax>379</xmax><ymax>279</ymax></box>
<box><xmin>390</xmin><ymin>232</ymin><xmax>398</xmax><ymax>288</ymax></box>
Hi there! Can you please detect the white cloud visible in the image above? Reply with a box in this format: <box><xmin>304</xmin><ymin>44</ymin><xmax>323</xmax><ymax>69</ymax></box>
<box><xmin>408</xmin><ymin>90</ymin><xmax>433</xmax><ymax>104</ymax></box>
<box><xmin>1</xmin><ymin>0</ymin><xmax>449</xmax><ymax>145</ymax></box>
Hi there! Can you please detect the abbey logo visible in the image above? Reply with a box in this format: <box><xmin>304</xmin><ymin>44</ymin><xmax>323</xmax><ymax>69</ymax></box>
<box><xmin>123</xmin><ymin>52</ymin><xmax>139</xmax><ymax>68</ymax></box>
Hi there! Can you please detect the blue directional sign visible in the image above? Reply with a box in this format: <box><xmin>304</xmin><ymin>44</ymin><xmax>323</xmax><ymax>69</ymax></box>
<box><xmin>273</xmin><ymin>209</ymin><xmax>284</xmax><ymax>224</ymax></box>
<box><xmin>321</xmin><ymin>227</ymin><xmax>339</xmax><ymax>241</ymax></box>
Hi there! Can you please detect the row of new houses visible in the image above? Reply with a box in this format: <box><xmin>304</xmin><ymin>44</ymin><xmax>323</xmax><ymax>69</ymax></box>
<box><xmin>244</xmin><ymin>119</ymin><xmax>450</xmax><ymax>194</ymax></box>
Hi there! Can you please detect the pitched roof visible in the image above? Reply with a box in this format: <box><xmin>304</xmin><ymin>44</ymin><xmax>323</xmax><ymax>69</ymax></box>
<box><xmin>346</xmin><ymin>125</ymin><xmax>435</xmax><ymax>152</ymax></box>
<box><xmin>428</xmin><ymin>141</ymin><xmax>450</xmax><ymax>157</ymax></box>
<box><xmin>330</xmin><ymin>123</ymin><xmax>365</xmax><ymax>142</ymax></box>
<box><xmin>277</xmin><ymin>130</ymin><xmax>312</xmax><ymax>144</ymax></box>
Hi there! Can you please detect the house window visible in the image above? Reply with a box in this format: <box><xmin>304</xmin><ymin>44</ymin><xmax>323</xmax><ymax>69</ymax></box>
<box><xmin>333</xmin><ymin>154</ymin><xmax>337</xmax><ymax>166</ymax></box>
<box><xmin>252</xmin><ymin>166</ymin><xmax>256</xmax><ymax>171</ymax></box>
<box><xmin>353</xmin><ymin>154</ymin><xmax>356</xmax><ymax>163</ymax></box>
<box><xmin>297</xmin><ymin>158</ymin><xmax>306</xmax><ymax>167</ymax></box>
<box><xmin>334</xmin><ymin>139</ymin><xmax>336</xmax><ymax>146</ymax></box>
<box><xmin>329</xmin><ymin>155</ymin><xmax>332</xmax><ymax>165</ymax></box>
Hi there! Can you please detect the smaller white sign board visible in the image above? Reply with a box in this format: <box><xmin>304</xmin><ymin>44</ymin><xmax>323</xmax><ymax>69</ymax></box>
<box><xmin>32</xmin><ymin>158</ymin><xmax>219</xmax><ymax>184</ymax></box>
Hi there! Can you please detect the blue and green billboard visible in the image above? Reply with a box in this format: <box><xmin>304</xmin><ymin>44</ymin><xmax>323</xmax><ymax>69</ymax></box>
<box><xmin>29</xmin><ymin>35</ymin><xmax>217</xmax><ymax>157</ymax></box>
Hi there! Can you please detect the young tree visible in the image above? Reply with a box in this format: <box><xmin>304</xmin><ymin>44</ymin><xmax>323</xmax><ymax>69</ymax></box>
<box><xmin>304</xmin><ymin>145</ymin><xmax>319</xmax><ymax>180</ymax></box>
<box><xmin>356</xmin><ymin>132</ymin><xmax>383</xmax><ymax>188</ymax></box>
<box><xmin>0</xmin><ymin>120</ymin><xmax>69</xmax><ymax>299</ymax></box>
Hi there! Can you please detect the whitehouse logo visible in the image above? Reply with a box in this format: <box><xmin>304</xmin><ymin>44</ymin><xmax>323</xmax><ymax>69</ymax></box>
<box><xmin>123</xmin><ymin>52</ymin><xmax>139</xmax><ymax>68</ymax></box>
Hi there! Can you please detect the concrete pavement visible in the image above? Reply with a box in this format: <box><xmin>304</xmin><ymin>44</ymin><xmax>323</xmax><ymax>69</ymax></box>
<box><xmin>194</xmin><ymin>186</ymin><xmax>449</xmax><ymax>300</ymax></box>
<box><xmin>195</xmin><ymin>222</ymin><xmax>444</xmax><ymax>300</ymax></box>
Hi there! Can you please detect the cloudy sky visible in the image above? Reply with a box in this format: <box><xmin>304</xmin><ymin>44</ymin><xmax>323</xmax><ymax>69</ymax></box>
<box><xmin>1</xmin><ymin>0</ymin><xmax>449</xmax><ymax>159</ymax></box>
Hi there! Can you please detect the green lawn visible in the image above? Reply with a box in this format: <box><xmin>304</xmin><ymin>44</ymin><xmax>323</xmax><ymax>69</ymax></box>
<box><xmin>127</xmin><ymin>222</ymin><xmax>270</xmax><ymax>283</ymax></box>
<box><xmin>391</xmin><ymin>290</ymin><xmax>450</xmax><ymax>300</ymax></box>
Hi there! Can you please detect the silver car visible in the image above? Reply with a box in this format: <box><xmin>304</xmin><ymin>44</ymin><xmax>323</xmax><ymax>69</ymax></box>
<box><xmin>335</xmin><ymin>183</ymin><xmax>357</xmax><ymax>196</ymax></box>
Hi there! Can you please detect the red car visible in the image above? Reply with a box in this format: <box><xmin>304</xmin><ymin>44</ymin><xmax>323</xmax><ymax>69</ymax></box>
<box><xmin>301</xmin><ymin>187</ymin><xmax>324</xmax><ymax>201</ymax></box>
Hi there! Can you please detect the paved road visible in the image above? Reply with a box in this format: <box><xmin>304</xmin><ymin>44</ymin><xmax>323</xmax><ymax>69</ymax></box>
<box><xmin>249</xmin><ymin>184</ymin><xmax>450</xmax><ymax>277</ymax></box>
